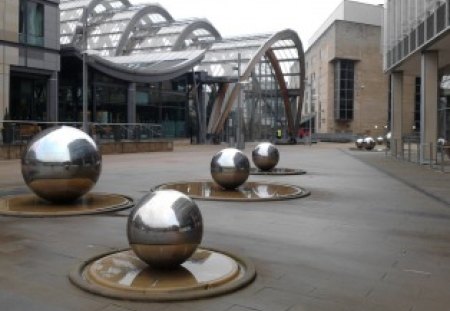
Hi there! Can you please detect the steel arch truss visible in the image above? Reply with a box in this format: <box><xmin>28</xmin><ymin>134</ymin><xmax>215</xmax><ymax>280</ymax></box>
<box><xmin>204</xmin><ymin>30</ymin><xmax>305</xmax><ymax>138</ymax></box>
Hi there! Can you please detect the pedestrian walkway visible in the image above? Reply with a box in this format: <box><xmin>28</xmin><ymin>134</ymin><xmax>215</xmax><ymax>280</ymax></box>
<box><xmin>0</xmin><ymin>142</ymin><xmax>449</xmax><ymax>311</ymax></box>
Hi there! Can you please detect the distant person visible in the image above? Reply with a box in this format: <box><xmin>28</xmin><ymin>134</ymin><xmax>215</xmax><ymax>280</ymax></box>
<box><xmin>277</xmin><ymin>129</ymin><xmax>282</xmax><ymax>139</ymax></box>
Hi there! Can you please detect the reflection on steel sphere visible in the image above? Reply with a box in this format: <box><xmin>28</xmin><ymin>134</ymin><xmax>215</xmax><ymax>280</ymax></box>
<box><xmin>210</xmin><ymin>148</ymin><xmax>250</xmax><ymax>189</ymax></box>
<box><xmin>21</xmin><ymin>126</ymin><xmax>101</xmax><ymax>203</ymax></box>
<box><xmin>363</xmin><ymin>137</ymin><xmax>376</xmax><ymax>150</ymax></box>
<box><xmin>252</xmin><ymin>142</ymin><xmax>279</xmax><ymax>171</ymax></box>
<box><xmin>127</xmin><ymin>190</ymin><xmax>203</xmax><ymax>268</ymax></box>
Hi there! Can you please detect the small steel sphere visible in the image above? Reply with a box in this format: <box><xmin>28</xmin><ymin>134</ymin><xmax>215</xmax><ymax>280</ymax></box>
<box><xmin>127</xmin><ymin>190</ymin><xmax>203</xmax><ymax>269</ymax></box>
<box><xmin>437</xmin><ymin>138</ymin><xmax>447</xmax><ymax>146</ymax></box>
<box><xmin>252</xmin><ymin>142</ymin><xmax>280</xmax><ymax>171</ymax></box>
<box><xmin>355</xmin><ymin>138</ymin><xmax>364</xmax><ymax>149</ymax></box>
<box><xmin>21</xmin><ymin>126</ymin><xmax>101</xmax><ymax>203</ymax></box>
<box><xmin>363</xmin><ymin>137</ymin><xmax>376</xmax><ymax>150</ymax></box>
<box><xmin>376</xmin><ymin>136</ymin><xmax>384</xmax><ymax>144</ymax></box>
<box><xmin>210</xmin><ymin>148</ymin><xmax>250</xmax><ymax>189</ymax></box>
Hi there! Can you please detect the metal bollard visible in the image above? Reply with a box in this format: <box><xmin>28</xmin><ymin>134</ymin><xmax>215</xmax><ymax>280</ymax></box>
<box><xmin>408</xmin><ymin>141</ymin><xmax>411</xmax><ymax>162</ymax></box>
<box><xmin>430</xmin><ymin>142</ymin><xmax>433</xmax><ymax>169</ymax></box>
<box><xmin>417</xmin><ymin>142</ymin><xmax>420</xmax><ymax>164</ymax></box>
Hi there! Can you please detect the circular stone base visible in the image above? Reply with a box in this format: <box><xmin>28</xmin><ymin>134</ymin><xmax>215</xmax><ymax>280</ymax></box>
<box><xmin>0</xmin><ymin>192</ymin><xmax>133</xmax><ymax>217</ymax></box>
<box><xmin>69</xmin><ymin>247</ymin><xmax>256</xmax><ymax>301</ymax></box>
<box><xmin>250</xmin><ymin>167</ymin><xmax>306</xmax><ymax>175</ymax></box>
<box><xmin>154</xmin><ymin>181</ymin><xmax>310</xmax><ymax>201</ymax></box>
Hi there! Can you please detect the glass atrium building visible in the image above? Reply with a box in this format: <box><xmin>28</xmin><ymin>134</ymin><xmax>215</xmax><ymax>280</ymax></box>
<box><xmin>59</xmin><ymin>0</ymin><xmax>305</xmax><ymax>141</ymax></box>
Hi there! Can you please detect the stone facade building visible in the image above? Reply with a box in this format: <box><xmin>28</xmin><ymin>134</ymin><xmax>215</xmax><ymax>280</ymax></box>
<box><xmin>0</xmin><ymin>0</ymin><xmax>59</xmax><ymax>123</ymax></box>
<box><xmin>304</xmin><ymin>0</ymin><xmax>388</xmax><ymax>139</ymax></box>
<box><xmin>384</xmin><ymin>0</ymin><xmax>450</xmax><ymax>163</ymax></box>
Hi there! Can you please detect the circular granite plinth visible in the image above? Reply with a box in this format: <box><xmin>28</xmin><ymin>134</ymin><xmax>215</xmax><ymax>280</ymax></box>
<box><xmin>250</xmin><ymin>167</ymin><xmax>306</xmax><ymax>175</ymax></box>
<box><xmin>0</xmin><ymin>193</ymin><xmax>133</xmax><ymax>217</ymax></box>
<box><xmin>69</xmin><ymin>247</ymin><xmax>256</xmax><ymax>301</ymax></box>
<box><xmin>153</xmin><ymin>181</ymin><xmax>310</xmax><ymax>202</ymax></box>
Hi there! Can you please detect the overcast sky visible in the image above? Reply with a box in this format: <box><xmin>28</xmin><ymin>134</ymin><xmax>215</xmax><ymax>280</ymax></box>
<box><xmin>130</xmin><ymin>0</ymin><xmax>384</xmax><ymax>48</ymax></box>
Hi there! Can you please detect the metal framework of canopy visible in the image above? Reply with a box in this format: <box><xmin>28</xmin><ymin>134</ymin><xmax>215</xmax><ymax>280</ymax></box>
<box><xmin>59</xmin><ymin>0</ymin><xmax>305</xmax><ymax>138</ymax></box>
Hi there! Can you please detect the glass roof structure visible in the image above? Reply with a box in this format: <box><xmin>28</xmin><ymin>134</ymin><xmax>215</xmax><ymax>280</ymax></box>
<box><xmin>59</xmin><ymin>0</ymin><xmax>305</xmax><ymax>136</ymax></box>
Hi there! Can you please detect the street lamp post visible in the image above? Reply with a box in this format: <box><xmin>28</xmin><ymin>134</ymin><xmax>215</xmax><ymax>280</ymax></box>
<box><xmin>235</xmin><ymin>53</ymin><xmax>245</xmax><ymax>150</ymax></box>
<box><xmin>82</xmin><ymin>9</ymin><xmax>88</xmax><ymax>133</ymax></box>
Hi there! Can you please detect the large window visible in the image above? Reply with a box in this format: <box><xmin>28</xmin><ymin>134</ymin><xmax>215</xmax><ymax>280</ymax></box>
<box><xmin>19</xmin><ymin>0</ymin><xmax>44</xmax><ymax>46</ymax></box>
<box><xmin>10</xmin><ymin>74</ymin><xmax>47</xmax><ymax>121</ymax></box>
<box><xmin>334</xmin><ymin>59</ymin><xmax>354</xmax><ymax>120</ymax></box>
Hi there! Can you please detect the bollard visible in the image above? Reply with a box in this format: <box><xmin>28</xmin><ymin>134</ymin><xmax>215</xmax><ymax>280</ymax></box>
<box><xmin>417</xmin><ymin>142</ymin><xmax>420</xmax><ymax>164</ymax></box>
<box><xmin>430</xmin><ymin>142</ymin><xmax>433</xmax><ymax>169</ymax></box>
<box><xmin>441</xmin><ymin>145</ymin><xmax>445</xmax><ymax>173</ymax></box>
<box><xmin>408</xmin><ymin>141</ymin><xmax>411</xmax><ymax>162</ymax></box>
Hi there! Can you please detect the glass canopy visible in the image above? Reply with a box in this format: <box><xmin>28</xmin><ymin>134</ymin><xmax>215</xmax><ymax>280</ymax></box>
<box><xmin>59</xmin><ymin>0</ymin><xmax>305</xmax><ymax>137</ymax></box>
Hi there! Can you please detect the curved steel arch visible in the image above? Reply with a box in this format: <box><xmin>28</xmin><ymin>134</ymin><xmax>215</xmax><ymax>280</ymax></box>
<box><xmin>172</xmin><ymin>20</ymin><xmax>222</xmax><ymax>51</ymax></box>
<box><xmin>81</xmin><ymin>51</ymin><xmax>206</xmax><ymax>83</ymax></box>
<box><xmin>115</xmin><ymin>5</ymin><xmax>174</xmax><ymax>56</ymax></box>
<box><xmin>72</xmin><ymin>0</ymin><xmax>132</xmax><ymax>45</ymax></box>
<box><xmin>211</xmin><ymin>29</ymin><xmax>305</xmax><ymax>137</ymax></box>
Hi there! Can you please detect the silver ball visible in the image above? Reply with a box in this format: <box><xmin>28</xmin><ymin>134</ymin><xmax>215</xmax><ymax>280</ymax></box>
<box><xmin>363</xmin><ymin>137</ymin><xmax>376</xmax><ymax>150</ymax></box>
<box><xmin>355</xmin><ymin>138</ymin><xmax>364</xmax><ymax>149</ymax></box>
<box><xmin>127</xmin><ymin>190</ymin><xmax>203</xmax><ymax>269</ymax></box>
<box><xmin>210</xmin><ymin>148</ymin><xmax>250</xmax><ymax>189</ymax></box>
<box><xmin>21</xmin><ymin>126</ymin><xmax>101</xmax><ymax>203</ymax></box>
<box><xmin>252</xmin><ymin>142</ymin><xmax>279</xmax><ymax>171</ymax></box>
<box><xmin>376</xmin><ymin>136</ymin><xmax>384</xmax><ymax>144</ymax></box>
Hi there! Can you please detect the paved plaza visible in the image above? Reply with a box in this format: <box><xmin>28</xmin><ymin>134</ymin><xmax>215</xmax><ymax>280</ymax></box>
<box><xmin>0</xmin><ymin>142</ymin><xmax>449</xmax><ymax>311</ymax></box>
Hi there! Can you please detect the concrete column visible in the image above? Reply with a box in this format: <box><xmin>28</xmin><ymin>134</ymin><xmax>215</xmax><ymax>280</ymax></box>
<box><xmin>197</xmin><ymin>84</ymin><xmax>206</xmax><ymax>144</ymax></box>
<box><xmin>127</xmin><ymin>82</ymin><xmax>136</xmax><ymax>140</ymax></box>
<box><xmin>127</xmin><ymin>82</ymin><xmax>136</xmax><ymax>123</ymax></box>
<box><xmin>47</xmin><ymin>71</ymin><xmax>58</xmax><ymax>121</ymax></box>
<box><xmin>390</xmin><ymin>72</ymin><xmax>403</xmax><ymax>157</ymax></box>
<box><xmin>420</xmin><ymin>51</ymin><xmax>438</xmax><ymax>163</ymax></box>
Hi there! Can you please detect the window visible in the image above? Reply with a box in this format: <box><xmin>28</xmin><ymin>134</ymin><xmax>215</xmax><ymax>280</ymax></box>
<box><xmin>19</xmin><ymin>0</ymin><xmax>44</xmax><ymax>46</ymax></box>
<box><xmin>334</xmin><ymin>59</ymin><xmax>354</xmax><ymax>120</ymax></box>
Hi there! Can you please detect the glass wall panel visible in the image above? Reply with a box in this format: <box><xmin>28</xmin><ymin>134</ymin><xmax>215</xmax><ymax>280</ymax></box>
<box><xmin>334</xmin><ymin>59</ymin><xmax>355</xmax><ymax>121</ymax></box>
<box><xmin>20</xmin><ymin>0</ymin><xmax>44</xmax><ymax>46</ymax></box>
<box><xmin>10</xmin><ymin>74</ymin><xmax>47</xmax><ymax>121</ymax></box>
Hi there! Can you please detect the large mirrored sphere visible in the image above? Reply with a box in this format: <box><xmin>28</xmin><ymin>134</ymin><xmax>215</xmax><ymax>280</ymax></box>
<box><xmin>210</xmin><ymin>148</ymin><xmax>250</xmax><ymax>189</ymax></box>
<box><xmin>355</xmin><ymin>138</ymin><xmax>364</xmax><ymax>149</ymax></box>
<box><xmin>363</xmin><ymin>137</ymin><xmax>376</xmax><ymax>150</ymax></box>
<box><xmin>252</xmin><ymin>142</ymin><xmax>280</xmax><ymax>171</ymax></box>
<box><xmin>21</xmin><ymin>126</ymin><xmax>102</xmax><ymax>203</ymax></box>
<box><xmin>127</xmin><ymin>190</ymin><xmax>203</xmax><ymax>269</ymax></box>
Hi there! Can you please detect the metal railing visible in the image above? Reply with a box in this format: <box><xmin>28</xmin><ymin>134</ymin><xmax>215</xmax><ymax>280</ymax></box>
<box><xmin>0</xmin><ymin>121</ymin><xmax>163</xmax><ymax>145</ymax></box>
<box><xmin>388</xmin><ymin>138</ymin><xmax>450</xmax><ymax>173</ymax></box>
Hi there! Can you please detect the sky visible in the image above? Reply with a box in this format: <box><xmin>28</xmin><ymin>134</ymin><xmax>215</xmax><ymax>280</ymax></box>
<box><xmin>130</xmin><ymin>0</ymin><xmax>384</xmax><ymax>48</ymax></box>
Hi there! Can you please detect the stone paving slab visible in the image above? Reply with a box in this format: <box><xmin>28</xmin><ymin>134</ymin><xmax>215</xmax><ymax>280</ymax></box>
<box><xmin>0</xmin><ymin>142</ymin><xmax>449</xmax><ymax>310</ymax></box>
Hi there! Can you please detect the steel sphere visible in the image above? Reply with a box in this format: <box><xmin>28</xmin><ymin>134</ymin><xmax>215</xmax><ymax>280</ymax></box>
<box><xmin>21</xmin><ymin>126</ymin><xmax>101</xmax><ymax>203</ymax></box>
<box><xmin>376</xmin><ymin>136</ymin><xmax>384</xmax><ymax>144</ymax></box>
<box><xmin>210</xmin><ymin>148</ymin><xmax>250</xmax><ymax>189</ymax></box>
<box><xmin>355</xmin><ymin>138</ymin><xmax>364</xmax><ymax>149</ymax></box>
<box><xmin>127</xmin><ymin>190</ymin><xmax>203</xmax><ymax>269</ymax></box>
<box><xmin>252</xmin><ymin>142</ymin><xmax>280</xmax><ymax>171</ymax></box>
<box><xmin>363</xmin><ymin>137</ymin><xmax>376</xmax><ymax>150</ymax></box>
